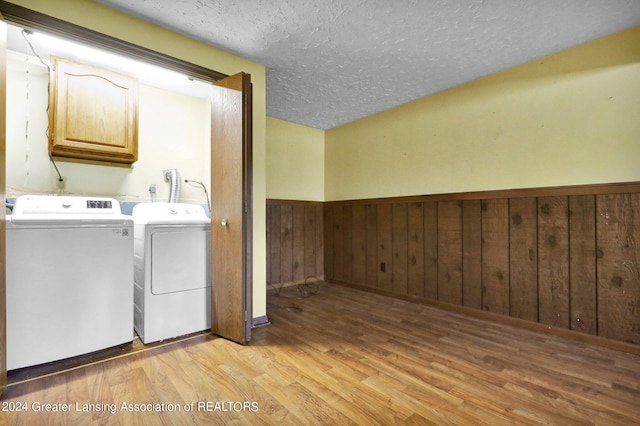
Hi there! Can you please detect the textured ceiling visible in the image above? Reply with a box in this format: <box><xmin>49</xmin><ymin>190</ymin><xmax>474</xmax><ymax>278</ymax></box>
<box><xmin>97</xmin><ymin>0</ymin><xmax>640</xmax><ymax>130</ymax></box>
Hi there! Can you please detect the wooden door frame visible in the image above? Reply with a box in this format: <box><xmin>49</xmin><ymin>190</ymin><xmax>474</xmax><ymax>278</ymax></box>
<box><xmin>0</xmin><ymin>1</ymin><xmax>227</xmax><ymax>82</ymax></box>
<box><xmin>0</xmin><ymin>17</ymin><xmax>7</xmax><ymax>395</ymax></box>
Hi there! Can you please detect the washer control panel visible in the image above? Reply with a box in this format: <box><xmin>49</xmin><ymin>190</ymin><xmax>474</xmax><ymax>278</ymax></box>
<box><xmin>12</xmin><ymin>195</ymin><xmax>122</xmax><ymax>216</ymax></box>
<box><xmin>86</xmin><ymin>200</ymin><xmax>113</xmax><ymax>209</ymax></box>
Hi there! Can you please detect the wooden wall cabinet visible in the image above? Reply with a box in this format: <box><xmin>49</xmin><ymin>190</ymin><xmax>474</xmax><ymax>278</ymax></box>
<box><xmin>49</xmin><ymin>56</ymin><xmax>138</xmax><ymax>164</ymax></box>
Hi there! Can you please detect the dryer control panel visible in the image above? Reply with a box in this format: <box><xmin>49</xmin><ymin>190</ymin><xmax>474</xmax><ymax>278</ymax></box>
<box><xmin>132</xmin><ymin>202</ymin><xmax>209</xmax><ymax>224</ymax></box>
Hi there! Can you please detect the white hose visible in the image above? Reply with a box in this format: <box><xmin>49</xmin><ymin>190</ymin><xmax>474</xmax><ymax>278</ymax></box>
<box><xmin>163</xmin><ymin>169</ymin><xmax>181</xmax><ymax>203</ymax></box>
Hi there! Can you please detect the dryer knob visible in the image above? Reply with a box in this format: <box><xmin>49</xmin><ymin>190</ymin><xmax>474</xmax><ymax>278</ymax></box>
<box><xmin>168</xmin><ymin>208</ymin><xmax>178</xmax><ymax>215</ymax></box>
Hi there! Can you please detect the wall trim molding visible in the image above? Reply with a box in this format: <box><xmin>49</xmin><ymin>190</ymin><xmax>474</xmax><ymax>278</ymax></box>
<box><xmin>267</xmin><ymin>199</ymin><xmax>324</xmax><ymax>206</ymax></box>
<box><xmin>252</xmin><ymin>315</ymin><xmax>271</xmax><ymax>328</ymax></box>
<box><xmin>323</xmin><ymin>181</ymin><xmax>640</xmax><ymax>206</ymax></box>
<box><xmin>268</xmin><ymin>181</ymin><xmax>640</xmax><ymax>208</ymax></box>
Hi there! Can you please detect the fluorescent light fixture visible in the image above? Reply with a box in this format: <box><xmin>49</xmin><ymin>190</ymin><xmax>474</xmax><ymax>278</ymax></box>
<box><xmin>31</xmin><ymin>31</ymin><xmax>190</xmax><ymax>86</ymax></box>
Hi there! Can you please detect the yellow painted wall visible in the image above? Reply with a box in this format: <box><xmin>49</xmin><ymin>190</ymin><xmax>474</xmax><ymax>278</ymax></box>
<box><xmin>325</xmin><ymin>26</ymin><xmax>640</xmax><ymax>201</ymax></box>
<box><xmin>7</xmin><ymin>0</ymin><xmax>268</xmax><ymax>320</ymax></box>
<box><xmin>266</xmin><ymin>117</ymin><xmax>324</xmax><ymax>201</ymax></box>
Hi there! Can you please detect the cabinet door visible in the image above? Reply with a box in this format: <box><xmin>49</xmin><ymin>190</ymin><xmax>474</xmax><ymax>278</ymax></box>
<box><xmin>49</xmin><ymin>56</ymin><xmax>138</xmax><ymax>164</ymax></box>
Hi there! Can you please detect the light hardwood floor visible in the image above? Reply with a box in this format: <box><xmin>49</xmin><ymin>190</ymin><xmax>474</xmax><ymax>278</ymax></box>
<box><xmin>2</xmin><ymin>283</ymin><xmax>639</xmax><ymax>425</ymax></box>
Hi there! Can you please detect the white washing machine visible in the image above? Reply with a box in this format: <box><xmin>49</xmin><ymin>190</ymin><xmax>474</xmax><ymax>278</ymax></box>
<box><xmin>6</xmin><ymin>195</ymin><xmax>134</xmax><ymax>370</ymax></box>
<box><xmin>132</xmin><ymin>202</ymin><xmax>211</xmax><ymax>344</ymax></box>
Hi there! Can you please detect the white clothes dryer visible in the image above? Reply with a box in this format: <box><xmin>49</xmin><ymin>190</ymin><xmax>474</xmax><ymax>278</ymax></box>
<box><xmin>6</xmin><ymin>195</ymin><xmax>134</xmax><ymax>370</ymax></box>
<box><xmin>132</xmin><ymin>202</ymin><xmax>211</xmax><ymax>344</ymax></box>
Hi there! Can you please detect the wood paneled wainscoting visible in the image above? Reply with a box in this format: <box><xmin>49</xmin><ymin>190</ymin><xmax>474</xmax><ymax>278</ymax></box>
<box><xmin>266</xmin><ymin>200</ymin><xmax>324</xmax><ymax>291</ymax></box>
<box><xmin>322</xmin><ymin>182</ymin><xmax>640</xmax><ymax>347</ymax></box>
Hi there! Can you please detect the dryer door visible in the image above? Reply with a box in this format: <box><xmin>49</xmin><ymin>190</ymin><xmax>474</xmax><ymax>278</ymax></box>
<box><xmin>151</xmin><ymin>229</ymin><xmax>211</xmax><ymax>294</ymax></box>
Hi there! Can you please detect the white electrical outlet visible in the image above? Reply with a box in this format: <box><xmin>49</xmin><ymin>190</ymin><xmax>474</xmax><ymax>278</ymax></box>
<box><xmin>55</xmin><ymin>176</ymin><xmax>66</xmax><ymax>190</ymax></box>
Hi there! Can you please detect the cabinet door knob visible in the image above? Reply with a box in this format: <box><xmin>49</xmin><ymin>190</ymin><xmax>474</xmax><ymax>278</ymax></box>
<box><xmin>221</xmin><ymin>218</ymin><xmax>228</xmax><ymax>227</ymax></box>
